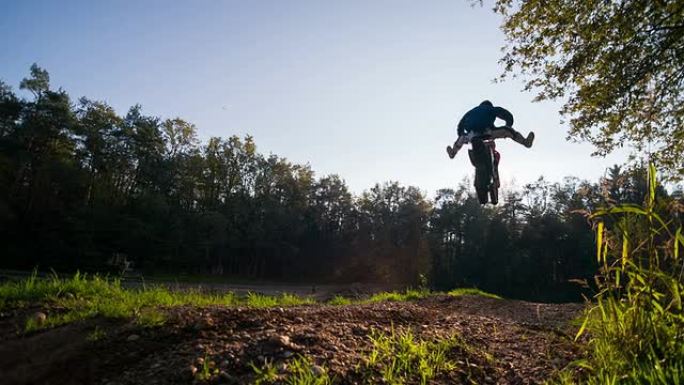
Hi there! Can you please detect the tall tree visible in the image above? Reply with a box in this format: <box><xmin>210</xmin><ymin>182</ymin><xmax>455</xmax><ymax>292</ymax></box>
<box><xmin>492</xmin><ymin>0</ymin><xmax>684</xmax><ymax>177</ymax></box>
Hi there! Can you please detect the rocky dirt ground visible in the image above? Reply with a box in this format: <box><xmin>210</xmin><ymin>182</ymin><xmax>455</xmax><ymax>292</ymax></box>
<box><xmin>0</xmin><ymin>295</ymin><xmax>584</xmax><ymax>385</ymax></box>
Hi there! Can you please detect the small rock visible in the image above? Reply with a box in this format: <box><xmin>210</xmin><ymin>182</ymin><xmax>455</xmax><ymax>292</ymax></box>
<box><xmin>282</xmin><ymin>350</ymin><xmax>294</xmax><ymax>358</ymax></box>
<box><xmin>269</xmin><ymin>334</ymin><xmax>291</xmax><ymax>346</ymax></box>
<box><xmin>218</xmin><ymin>372</ymin><xmax>235</xmax><ymax>384</ymax></box>
<box><xmin>127</xmin><ymin>334</ymin><xmax>140</xmax><ymax>341</ymax></box>
<box><xmin>196</xmin><ymin>357</ymin><xmax>205</xmax><ymax>365</ymax></box>
<box><xmin>311</xmin><ymin>365</ymin><xmax>326</xmax><ymax>376</ymax></box>
<box><xmin>277</xmin><ymin>362</ymin><xmax>288</xmax><ymax>372</ymax></box>
<box><xmin>294</xmin><ymin>317</ymin><xmax>304</xmax><ymax>323</ymax></box>
<box><xmin>189</xmin><ymin>365</ymin><xmax>198</xmax><ymax>376</ymax></box>
<box><xmin>32</xmin><ymin>312</ymin><xmax>47</xmax><ymax>326</ymax></box>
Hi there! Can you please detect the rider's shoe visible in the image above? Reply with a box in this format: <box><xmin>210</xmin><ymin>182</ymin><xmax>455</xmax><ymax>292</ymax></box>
<box><xmin>524</xmin><ymin>132</ymin><xmax>535</xmax><ymax>148</ymax></box>
<box><xmin>446</xmin><ymin>145</ymin><xmax>456</xmax><ymax>159</ymax></box>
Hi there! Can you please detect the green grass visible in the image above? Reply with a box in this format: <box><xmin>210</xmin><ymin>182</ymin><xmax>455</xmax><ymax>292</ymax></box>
<box><xmin>364</xmin><ymin>289</ymin><xmax>432</xmax><ymax>303</ymax></box>
<box><xmin>0</xmin><ymin>272</ymin><xmax>315</xmax><ymax>331</ymax></box>
<box><xmin>250</xmin><ymin>356</ymin><xmax>332</xmax><ymax>385</ymax></box>
<box><xmin>251</xmin><ymin>359</ymin><xmax>279</xmax><ymax>385</ymax></box>
<box><xmin>447</xmin><ymin>288</ymin><xmax>502</xmax><ymax>299</ymax></box>
<box><xmin>248</xmin><ymin>328</ymin><xmax>494</xmax><ymax>385</ymax></box>
<box><xmin>1</xmin><ymin>271</ymin><xmax>503</xmax><ymax>332</ymax></box>
<box><xmin>246</xmin><ymin>292</ymin><xmax>315</xmax><ymax>308</ymax></box>
<box><xmin>285</xmin><ymin>356</ymin><xmax>333</xmax><ymax>385</ymax></box>
<box><xmin>552</xmin><ymin>164</ymin><xmax>684</xmax><ymax>384</ymax></box>
<box><xmin>360</xmin><ymin>327</ymin><xmax>483</xmax><ymax>385</ymax></box>
<box><xmin>327</xmin><ymin>295</ymin><xmax>352</xmax><ymax>306</ymax></box>
<box><xmin>86</xmin><ymin>325</ymin><xmax>107</xmax><ymax>341</ymax></box>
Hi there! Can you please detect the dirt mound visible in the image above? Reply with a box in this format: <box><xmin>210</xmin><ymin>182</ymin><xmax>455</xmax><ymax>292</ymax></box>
<box><xmin>0</xmin><ymin>295</ymin><xmax>584</xmax><ymax>385</ymax></box>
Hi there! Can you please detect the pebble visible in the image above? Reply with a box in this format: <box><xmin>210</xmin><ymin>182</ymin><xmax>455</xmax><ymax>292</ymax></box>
<box><xmin>32</xmin><ymin>311</ymin><xmax>47</xmax><ymax>326</ymax></box>
<box><xmin>269</xmin><ymin>334</ymin><xmax>291</xmax><ymax>346</ymax></box>
<box><xmin>218</xmin><ymin>372</ymin><xmax>235</xmax><ymax>383</ymax></box>
<box><xmin>311</xmin><ymin>365</ymin><xmax>326</xmax><ymax>376</ymax></box>
<box><xmin>127</xmin><ymin>334</ymin><xmax>140</xmax><ymax>341</ymax></box>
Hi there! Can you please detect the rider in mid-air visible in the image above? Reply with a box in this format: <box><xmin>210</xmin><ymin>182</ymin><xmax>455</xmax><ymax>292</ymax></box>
<box><xmin>446</xmin><ymin>100</ymin><xmax>534</xmax><ymax>158</ymax></box>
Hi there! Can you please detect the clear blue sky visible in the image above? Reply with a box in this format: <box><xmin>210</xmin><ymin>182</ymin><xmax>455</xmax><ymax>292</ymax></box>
<box><xmin>1</xmin><ymin>0</ymin><xmax>629</xmax><ymax>195</ymax></box>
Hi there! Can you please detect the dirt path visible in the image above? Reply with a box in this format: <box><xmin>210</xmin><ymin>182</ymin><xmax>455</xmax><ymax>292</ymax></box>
<box><xmin>0</xmin><ymin>295</ymin><xmax>584</xmax><ymax>385</ymax></box>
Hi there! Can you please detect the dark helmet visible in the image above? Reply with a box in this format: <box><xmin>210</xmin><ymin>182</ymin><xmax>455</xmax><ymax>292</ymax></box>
<box><xmin>480</xmin><ymin>100</ymin><xmax>493</xmax><ymax>107</ymax></box>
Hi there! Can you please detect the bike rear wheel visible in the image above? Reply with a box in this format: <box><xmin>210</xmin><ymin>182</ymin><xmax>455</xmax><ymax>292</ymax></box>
<box><xmin>474</xmin><ymin>163</ymin><xmax>490</xmax><ymax>205</ymax></box>
<box><xmin>489</xmin><ymin>183</ymin><xmax>498</xmax><ymax>205</ymax></box>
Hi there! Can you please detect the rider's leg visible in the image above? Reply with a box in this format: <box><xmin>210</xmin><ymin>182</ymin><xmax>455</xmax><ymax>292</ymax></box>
<box><xmin>492</xmin><ymin>126</ymin><xmax>535</xmax><ymax>148</ymax></box>
<box><xmin>446</xmin><ymin>135</ymin><xmax>468</xmax><ymax>159</ymax></box>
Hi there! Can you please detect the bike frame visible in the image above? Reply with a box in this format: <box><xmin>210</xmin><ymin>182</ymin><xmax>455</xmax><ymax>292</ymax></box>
<box><xmin>460</xmin><ymin>129</ymin><xmax>508</xmax><ymax>204</ymax></box>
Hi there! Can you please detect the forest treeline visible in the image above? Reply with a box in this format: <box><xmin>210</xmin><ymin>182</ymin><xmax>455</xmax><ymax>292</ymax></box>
<box><xmin>1</xmin><ymin>66</ymin><xmax>682</xmax><ymax>301</ymax></box>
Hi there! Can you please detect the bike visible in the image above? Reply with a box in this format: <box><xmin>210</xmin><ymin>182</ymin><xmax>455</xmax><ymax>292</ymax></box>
<box><xmin>469</xmin><ymin>135</ymin><xmax>500</xmax><ymax>205</ymax></box>
<box><xmin>451</xmin><ymin>128</ymin><xmax>511</xmax><ymax>205</ymax></box>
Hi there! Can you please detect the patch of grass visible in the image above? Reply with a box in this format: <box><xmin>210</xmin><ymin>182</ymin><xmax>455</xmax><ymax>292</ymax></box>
<box><xmin>251</xmin><ymin>356</ymin><xmax>332</xmax><ymax>385</ymax></box>
<box><xmin>327</xmin><ymin>295</ymin><xmax>352</xmax><ymax>306</ymax></box>
<box><xmin>0</xmin><ymin>273</ymin><xmax>315</xmax><ymax>331</ymax></box>
<box><xmin>361</xmin><ymin>327</ymin><xmax>467</xmax><ymax>385</ymax></box>
<box><xmin>330</xmin><ymin>288</ymin><xmax>502</xmax><ymax>307</ymax></box>
<box><xmin>365</xmin><ymin>289</ymin><xmax>431</xmax><ymax>303</ymax></box>
<box><xmin>250</xmin><ymin>359</ymin><xmax>279</xmax><ymax>385</ymax></box>
<box><xmin>3</xmin><ymin>273</ymin><xmax>503</xmax><ymax>332</ymax></box>
<box><xmin>87</xmin><ymin>325</ymin><xmax>107</xmax><ymax>341</ymax></box>
<box><xmin>194</xmin><ymin>355</ymin><xmax>219</xmax><ymax>382</ymax></box>
<box><xmin>447</xmin><ymin>288</ymin><xmax>501</xmax><ymax>300</ymax></box>
<box><xmin>246</xmin><ymin>292</ymin><xmax>314</xmax><ymax>308</ymax></box>
<box><xmin>286</xmin><ymin>356</ymin><xmax>333</xmax><ymax>385</ymax></box>
<box><xmin>551</xmin><ymin>164</ymin><xmax>684</xmax><ymax>384</ymax></box>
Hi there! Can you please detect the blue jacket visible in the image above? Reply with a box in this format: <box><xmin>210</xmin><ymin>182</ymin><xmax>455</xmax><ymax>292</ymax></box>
<box><xmin>457</xmin><ymin>104</ymin><xmax>514</xmax><ymax>136</ymax></box>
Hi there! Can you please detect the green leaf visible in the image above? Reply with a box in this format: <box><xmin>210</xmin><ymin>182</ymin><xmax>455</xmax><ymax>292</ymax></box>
<box><xmin>597</xmin><ymin>221</ymin><xmax>604</xmax><ymax>263</ymax></box>
<box><xmin>675</xmin><ymin>227</ymin><xmax>682</xmax><ymax>260</ymax></box>
<box><xmin>648</xmin><ymin>163</ymin><xmax>656</xmax><ymax>210</ymax></box>
<box><xmin>621</xmin><ymin>231</ymin><xmax>628</xmax><ymax>267</ymax></box>
<box><xmin>575</xmin><ymin>311</ymin><xmax>591</xmax><ymax>341</ymax></box>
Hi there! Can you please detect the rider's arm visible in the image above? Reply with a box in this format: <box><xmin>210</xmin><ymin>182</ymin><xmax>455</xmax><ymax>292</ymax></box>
<box><xmin>457</xmin><ymin>117</ymin><xmax>467</xmax><ymax>136</ymax></box>
<box><xmin>493</xmin><ymin>107</ymin><xmax>514</xmax><ymax>127</ymax></box>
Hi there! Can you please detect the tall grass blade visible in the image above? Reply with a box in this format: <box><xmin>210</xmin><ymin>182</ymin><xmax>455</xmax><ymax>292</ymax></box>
<box><xmin>622</xmin><ymin>231</ymin><xmax>629</xmax><ymax>267</ymax></box>
<box><xmin>676</xmin><ymin>227</ymin><xmax>682</xmax><ymax>260</ymax></box>
<box><xmin>597</xmin><ymin>221</ymin><xmax>604</xmax><ymax>263</ymax></box>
